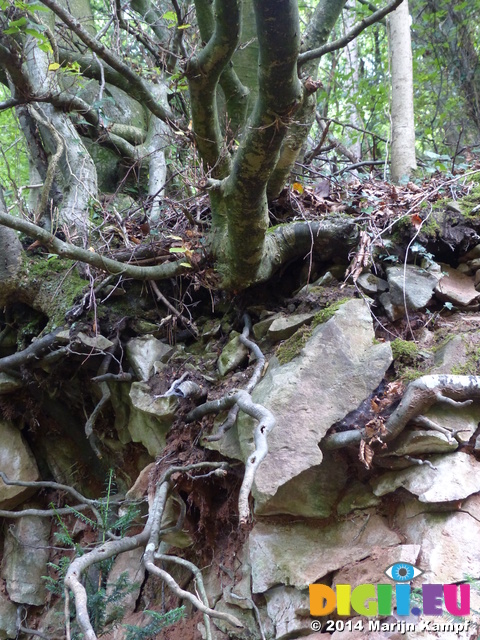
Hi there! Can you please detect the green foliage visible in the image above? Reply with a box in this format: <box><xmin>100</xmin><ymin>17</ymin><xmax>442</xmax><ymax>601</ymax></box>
<box><xmin>123</xmin><ymin>607</ymin><xmax>186</xmax><ymax>640</ymax></box>
<box><xmin>42</xmin><ymin>471</ymin><xmax>157</xmax><ymax>639</ymax></box>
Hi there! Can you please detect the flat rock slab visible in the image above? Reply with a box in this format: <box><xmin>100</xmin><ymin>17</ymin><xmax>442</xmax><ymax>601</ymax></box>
<box><xmin>386</xmin><ymin>265</ymin><xmax>441</xmax><ymax>310</ymax></box>
<box><xmin>237</xmin><ymin>299</ymin><xmax>392</xmax><ymax>513</ymax></box>
<box><xmin>249</xmin><ymin>515</ymin><xmax>401</xmax><ymax>593</ymax></box>
<box><xmin>0</xmin><ymin>421</ymin><xmax>39</xmax><ymax>509</ymax></box>
<box><xmin>372</xmin><ymin>452</ymin><xmax>480</xmax><ymax>502</ymax></box>
<box><xmin>2</xmin><ymin>514</ymin><xmax>50</xmax><ymax>605</ymax></box>
<box><xmin>266</xmin><ymin>312</ymin><xmax>316</xmax><ymax>342</ymax></box>
<box><xmin>126</xmin><ymin>335</ymin><xmax>174</xmax><ymax>381</ymax></box>
<box><xmin>435</xmin><ymin>264</ymin><xmax>480</xmax><ymax>306</ymax></box>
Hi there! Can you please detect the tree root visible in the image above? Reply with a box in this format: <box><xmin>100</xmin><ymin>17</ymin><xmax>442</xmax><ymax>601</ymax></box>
<box><xmin>323</xmin><ymin>374</ymin><xmax>480</xmax><ymax>451</ymax></box>
<box><xmin>0</xmin><ymin>328</ymin><xmax>64</xmax><ymax>373</ymax></box>
<box><xmin>0</xmin><ymin>463</ymin><xmax>242</xmax><ymax>639</ymax></box>
<box><xmin>204</xmin><ymin>313</ymin><xmax>265</xmax><ymax>443</ymax></box>
<box><xmin>187</xmin><ymin>390</ymin><xmax>275</xmax><ymax>524</ymax></box>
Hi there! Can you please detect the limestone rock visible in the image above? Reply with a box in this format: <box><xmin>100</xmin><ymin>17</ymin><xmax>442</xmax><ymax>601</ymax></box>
<box><xmin>106</xmin><ymin>547</ymin><xmax>146</xmax><ymax>623</ymax></box>
<box><xmin>264</xmin><ymin>586</ymin><xmax>311</xmax><ymax>640</ymax></box>
<box><xmin>337</xmin><ymin>480</ymin><xmax>381</xmax><ymax>515</ymax></box>
<box><xmin>75</xmin><ymin>332</ymin><xmax>113</xmax><ymax>351</ymax></box>
<box><xmin>0</xmin><ymin>373</ymin><xmax>21</xmax><ymax>395</ymax></box>
<box><xmin>379</xmin><ymin>292</ymin><xmax>404</xmax><ymax>321</ymax></box>
<box><xmin>237</xmin><ymin>299</ymin><xmax>392</xmax><ymax>515</ymax></box>
<box><xmin>253</xmin><ymin>315</ymin><xmax>277</xmax><ymax>340</ymax></box>
<box><xmin>217</xmin><ymin>332</ymin><xmax>249</xmax><ymax>377</ymax></box>
<box><xmin>356</xmin><ymin>273</ymin><xmax>389</xmax><ymax>296</ymax></box>
<box><xmin>126</xmin><ymin>335</ymin><xmax>174</xmax><ymax>381</ymax></box>
<box><xmin>372</xmin><ymin>452</ymin><xmax>480</xmax><ymax>502</ymax></box>
<box><xmin>253</xmin><ymin>453</ymin><xmax>348</xmax><ymax>518</ymax></box>
<box><xmin>396</xmin><ymin>495</ymin><xmax>480</xmax><ymax>615</ymax></box>
<box><xmin>127</xmin><ymin>382</ymin><xmax>177</xmax><ymax>456</ymax></box>
<box><xmin>378</xmin><ymin>430</ymin><xmax>458</xmax><ymax>457</ymax></box>
<box><xmin>249</xmin><ymin>516</ymin><xmax>401</xmax><ymax>593</ymax></box>
<box><xmin>0</xmin><ymin>422</ymin><xmax>39</xmax><ymax>509</ymax></box>
<box><xmin>2</xmin><ymin>513</ymin><xmax>50</xmax><ymax>605</ymax></box>
<box><xmin>0</xmin><ymin>591</ymin><xmax>16</xmax><ymax>640</ymax></box>
<box><xmin>431</xmin><ymin>335</ymin><xmax>467</xmax><ymax>374</ymax></box>
<box><xmin>332</xmin><ymin>545</ymin><xmax>421</xmax><ymax>588</ymax></box>
<box><xmin>435</xmin><ymin>264</ymin><xmax>480</xmax><ymax>306</ymax></box>
<box><xmin>386</xmin><ymin>265</ymin><xmax>441</xmax><ymax>310</ymax></box>
<box><xmin>266</xmin><ymin>312</ymin><xmax>316</xmax><ymax>341</ymax></box>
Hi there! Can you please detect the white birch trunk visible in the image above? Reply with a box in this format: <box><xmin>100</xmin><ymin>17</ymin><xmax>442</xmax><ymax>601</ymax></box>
<box><xmin>388</xmin><ymin>0</ymin><xmax>417</xmax><ymax>183</ymax></box>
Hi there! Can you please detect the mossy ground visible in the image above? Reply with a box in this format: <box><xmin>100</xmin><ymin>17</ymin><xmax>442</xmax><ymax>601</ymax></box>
<box><xmin>275</xmin><ymin>298</ymin><xmax>350</xmax><ymax>365</ymax></box>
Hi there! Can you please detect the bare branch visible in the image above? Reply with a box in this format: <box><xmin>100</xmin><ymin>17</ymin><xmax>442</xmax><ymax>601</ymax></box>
<box><xmin>298</xmin><ymin>0</ymin><xmax>404</xmax><ymax>66</ymax></box>
<box><xmin>0</xmin><ymin>212</ymin><xmax>189</xmax><ymax>281</ymax></box>
<box><xmin>38</xmin><ymin>0</ymin><xmax>184</xmax><ymax>130</ymax></box>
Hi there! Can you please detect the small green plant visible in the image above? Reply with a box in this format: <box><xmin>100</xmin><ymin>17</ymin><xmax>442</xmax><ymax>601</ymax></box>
<box><xmin>123</xmin><ymin>607</ymin><xmax>186</xmax><ymax>640</ymax></box>
<box><xmin>41</xmin><ymin>470</ymin><xmax>173</xmax><ymax>639</ymax></box>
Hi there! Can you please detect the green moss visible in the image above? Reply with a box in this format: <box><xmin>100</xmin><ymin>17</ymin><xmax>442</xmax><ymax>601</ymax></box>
<box><xmin>276</xmin><ymin>325</ymin><xmax>312</xmax><ymax>365</ymax></box>
<box><xmin>450</xmin><ymin>344</ymin><xmax>480</xmax><ymax>375</ymax></box>
<box><xmin>391</xmin><ymin>338</ymin><xmax>419</xmax><ymax>361</ymax></box>
<box><xmin>275</xmin><ymin>298</ymin><xmax>350</xmax><ymax>365</ymax></box>
<box><xmin>22</xmin><ymin>255</ymin><xmax>88</xmax><ymax>327</ymax></box>
<box><xmin>311</xmin><ymin>297</ymin><xmax>350</xmax><ymax>328</ymax></box>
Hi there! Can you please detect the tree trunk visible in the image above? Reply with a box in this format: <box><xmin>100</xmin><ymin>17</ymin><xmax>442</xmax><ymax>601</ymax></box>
<box><xmin>388</xmin><ymin>0</ymin><xmax>416</xmax><ymax>183</ymax></box>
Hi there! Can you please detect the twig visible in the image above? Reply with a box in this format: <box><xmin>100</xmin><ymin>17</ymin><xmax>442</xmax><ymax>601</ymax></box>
<box><xmin>204</xmin><ymin>313</ymin><xmax>265</xmax><ymax>442</ymax></box>
<box><xmin>150</xmin><ymin>281</ymin><xmax>199</xmax><ymax>337</ymax></box>
<box><xmin>188</xmin><ymin>390</ymin><xmax>275</xmax><ymax>524</ymax></box>
<box><xmin>0</xmin><ymin>328</ymin><xmax>64</xmax><ymax>373</ymax></box>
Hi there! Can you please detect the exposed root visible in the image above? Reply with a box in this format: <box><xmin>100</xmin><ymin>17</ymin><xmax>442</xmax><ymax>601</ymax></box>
<box><xmin>187</xmin><ymin>390</ymin><xmax>275</xmax><ymax>524</ymax></box>
<box><xmin>323</xmin><ymin>374</ymin><xmax>480</xmax><ymax>451</ymax></box>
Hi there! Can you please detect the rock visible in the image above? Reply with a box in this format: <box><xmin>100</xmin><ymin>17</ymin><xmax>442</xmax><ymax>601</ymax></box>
<box><xmin>127</xmin><ymin>383</ymin><xmax>177</xmax><ymax>456</ymax></box>
<box><xmin>0</xmin><ymin>422</ymin><xmax>39</xmax><ymax>509</ymax></box>
<box><xmin>356</xmin><ymin>273</ymin><xmax>389</xmax><ymax>296</ymax></box>
<box><xmin>431</xmin><ymin>335</ymin><xmax>467</xmax><ymax>374</ymax></box>
<box><xmin>332</xmin><ymin>544</ymin><xmax>421</xmax><ymax>589</ymax></box>
<box><xmin>249</xmin><ymin>516</ymin><xmax>401</xmax><ymax>593</ymax></box>
<box><xmin>1</xmin><ymin>513</ymin><xmax>50</xmax><ymax>605</ymax></box>
<box><xmin>0</xmin><ymin>373</ymin><xmax>21</xmax><ymax>395</ymax></box>
<box><xmin>264</xmin><ymin>586</ymin><xmax>311</xmax><ymax>639</ymax></box>
<box><xmin>435</xmin><ymin>264</ymin><xmax>480</xmax><ymax>306</ymax></box>
<box><xmin>337</xmin><ymin>481</ymin><xmax>381</xmax><ymax>515</ymax></box>
<box><xmin>126</xmin><ymin>335</ymin><xmax>174</xmax><ymax>381</ymax></box>
<box><xmin>217</xmin><ymin>332</ymin><xmax>249</xmax><ymax>377</ymax></box>
<box><xmin>396</xmin><ymin>494</ymin><xmax>480</xmax><ymax>614</ymax></box>
<box><xmin>379</xmin><ymin>292</ymin><xmax>404</xmax><ymax>321</ymax></box>
<box><xmin>386</xmin><ymin>265</ymin><xmax>441</xmax><ymax>310</ymax></box>
<box><xmin>461</xmin><ymin>243</ymin><xmax>480</xmax><ymax>262</ymax></box>
<box><xmin>236</xmin><ymin>299</ymin><xmax>392</xmax><ymax>515</ymax></box>
<box><xmin>422</xmin><ymin>402</ymin><xmax>480</xmax><ymax>444</ymax></box>
<box><xmin>252</xmin><ymin>316</ymin><xmax>277</xmax><ymax>340</ymax></box>
<box><xmin>105</xmin><ymin>547</ymin><xmax>146</xmax><ymax>623</ymax></box>
<box><xmin>377</xmin><ymin>430</ymin><xmax>458</xmax><ymax>457</ymax></box>
<box><xmin>372</xmin><ymin>452</ymin><xmax>480</xmax><ymax>502</ymax></box>
<box><xmin>252</xmin><ymin>452</ymin><xmax>348</xmax><ymax>518</ymax></box>
<box><xmin>266</xmin><ymin>312</ymin><xmax>316</xmax><ymax>341</ymax></box>
<box><xmin>0</xmin><ymin>591</ymin><xmax>16</xmax><ymax>639</ymax></box>
<box><xmin>75</xmin><ymin>332</ymin><xmax>114</xmax><ymax>351</ymax></box>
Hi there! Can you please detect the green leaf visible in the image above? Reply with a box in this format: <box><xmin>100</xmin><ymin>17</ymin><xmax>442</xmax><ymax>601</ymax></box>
<box><xmin>162</xmin><ymin>10</ymin><xmax>177</xmax><ymax>21</ymax></box>
<box><xmin>179</xmin><ymin>262</ymin><xmax>192</xmax><ymax>268</ymax></box>
<box><xmin>177</xmin><ymin>23</ymin><xmax>190</xmax><ymax>29</ymax></box>
<box><xmin>169</xmin><ymin>247</ymin><xmax>186</xmax><ymax>253</ymax></box>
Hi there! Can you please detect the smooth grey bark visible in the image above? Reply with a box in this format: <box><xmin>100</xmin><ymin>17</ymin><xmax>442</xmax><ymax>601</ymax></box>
<box><xmin>387</xmin><ymin>0</ymin><xmax>416</xmax><ymax>183</ymax></box>
<box><xmin>24</xmin><ymin>38</ymin><xmax>97</xmax><ymax>243</ymax></box>
<box><xmin>0</xmin><ymin>190</ymin><xmax>23</xmax><ymax>307</ymax></box>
